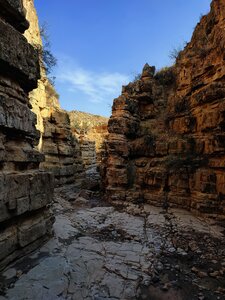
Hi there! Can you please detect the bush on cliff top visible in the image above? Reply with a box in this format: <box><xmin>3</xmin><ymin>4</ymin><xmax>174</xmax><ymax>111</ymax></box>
<box><xmin>155</xmin><ymin>66</ymin><xmax>176</xmax><ymax>86</ymax></box>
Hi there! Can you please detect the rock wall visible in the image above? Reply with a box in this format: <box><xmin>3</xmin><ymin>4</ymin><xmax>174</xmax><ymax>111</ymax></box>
<box><xmin>86</xmin><ymin>124</ymin><xmax>109</xmax><ymax>164</ymax></box>
<box><xmin>22</xmin><ymin>0</ymin><xmax>84</xmax><ymax>188</ymax></box>
<box><xmin>105</xmin><ymin>0</ymin><xmax>225</xmax><ymax>219</ymax></box>
<box><xmin>22</xmin><ymin>0</ymin><xmax>60</xmax><ymax>151</ymax></box>
<box><xmin>40</xmin><ymin>109</ymin><xmax>84</xmax><ymax>187</ymax></box>
<box><xmin>69</xmin><ymin>111</ymin><xmax>108</xmax><ymax>189</ymax></box>
<box><xmin>0</xmin><ymin>0</ymin><xmax>54</xmax><ymax>270</ymax></box>
<box><xmin>69</xmin><ymin>110</ymin><xmax>108</xmax><ymax>158</ymax></box>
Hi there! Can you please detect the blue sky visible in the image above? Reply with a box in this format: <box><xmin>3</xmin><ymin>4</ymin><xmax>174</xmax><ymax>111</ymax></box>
<box><xmin>34</xmin><ymin>0</ymin><xmax>211</xmax><ymax>117</ymax></box>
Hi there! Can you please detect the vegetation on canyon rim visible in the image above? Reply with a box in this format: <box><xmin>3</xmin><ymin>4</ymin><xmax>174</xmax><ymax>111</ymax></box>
<box><xmin>35</xmin><ymin>22</ymin><xmax>57</xmax><ymax>85</ymax></box>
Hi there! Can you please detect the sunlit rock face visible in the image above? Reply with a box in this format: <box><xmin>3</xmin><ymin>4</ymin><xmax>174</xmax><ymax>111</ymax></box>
<box><xmin>40</xmin><ymin>108</ymin><xmax>85</xmax><ymax>187</ymax></box>
<box><xmin>69</xmin><ymin>111</ymin><xmax>109</xmax><ymax>189</ymax></box>
<box><xmin>105</xmin><ymin>0</ymin><xmax>225</xmax><ymax>219</ymax></box>
<box><xmin>22</xmin><ymin>0</ymin><xmax>60</xmax><ymax>151</ymax></box>
<box><xmin>22</xmin><ymin>0</ymin><xmax>84</xmax><ymax>188</ymax></box>
<box><xmin>0</xmin><ymin>0</ymin><xmax>54</xmax><ymax>270</ymax></box>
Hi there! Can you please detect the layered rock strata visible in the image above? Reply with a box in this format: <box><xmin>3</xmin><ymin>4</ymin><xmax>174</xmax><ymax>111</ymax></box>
<box><xmin>0</xmin><ymin>0</ymin><xmax>53</xmax><ymax>270</ymax></box>
<box><xmin>41</xmin><ymin>109</ymin><xmax>84</xmax><ymax>187</ymax></box>
<box><xmin>105</xmin><ymin>0</ymin><xmax>225</xmax><ymax>219</ymax></box>
<box><xmin>69</xmin><ymin>111</ymin><xmax>108</xmax><ymax>189</ymax></box>
<box><xmin>69</xmin><ymin>110</ymin><xmax>108</xmax><ymax>162</ymax></box>
<box><xmin>22</xmin><ymin>0</ymin><xmax>84</xmax><ymax>188</ymax></box>
<box><xmin>22</xmin><ymin>0</ymin><xmax>60</xmax><ymax>151</ymax></box>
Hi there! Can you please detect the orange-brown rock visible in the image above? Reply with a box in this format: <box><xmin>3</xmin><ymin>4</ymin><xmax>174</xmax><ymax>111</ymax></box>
<box><xmin>105</xmin><ymin>0</ymin><xmax>225</xmax><ymax>219</ymax></box>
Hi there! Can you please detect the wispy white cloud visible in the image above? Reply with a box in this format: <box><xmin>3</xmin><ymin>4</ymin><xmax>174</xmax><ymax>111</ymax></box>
<box><xmin>56</xmin><ymin>57</ymin><xmax>131</xmax><ymax>104</ymax></box>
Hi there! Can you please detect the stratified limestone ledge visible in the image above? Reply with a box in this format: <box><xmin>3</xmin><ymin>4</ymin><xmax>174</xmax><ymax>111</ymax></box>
<box><xmin>105</xmin><ymin>0</ymin><xmax>225</xmax><ymax>219</ymax></box>
<box><xmin>41</xmin><ymin>108</ymin><xmax>84</xmax><ymax>187</ymax></box>
<box><xmin>0</xmin><ymin>210</ymin><xmax>53</xmax><ymax>269</ymax></box>
<box><xmin>0</xmin><ymin>0</ymin><xmax>54</xmax><ymax>270</ymax></box>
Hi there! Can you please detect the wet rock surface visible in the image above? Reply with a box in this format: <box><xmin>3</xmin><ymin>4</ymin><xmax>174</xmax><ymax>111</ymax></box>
<box><xmin>0</xmin><ymin>189</ymin><xmax>224</xmax><ymax>300</ymax></box>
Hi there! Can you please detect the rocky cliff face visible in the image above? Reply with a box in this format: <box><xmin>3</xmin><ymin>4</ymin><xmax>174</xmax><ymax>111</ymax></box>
<box><xmin>69</xmin><ymin>110</ymin><xmax>108</xmax><ymax>156</ymax></box>
<box><xmin>22</xmin><ymin>0</ymin><xmax>84</xmax><ymax>188</ymax></box>
<box><xmin>105</xmin><ymin>0</ymin><xmax>225</xmax><ymax>219</ymax></box>
<box><xmin>40</xmin><ymin>109</ymin><xmax>84</xmax><ymax>187</ymax></box>
<box><xmin>0</xmin><ymin>0</ymin><xmax>54</xmax><ymax>270</ymax></box>
<box><xmin>22</xmin><ymin>0</ymin><xmax>60</xmax><ymax>151</ymax></box>
<box><xmin>69</xmin><ymin>111</ymin><xmax>108</xmax><ymax>189</ymax></box>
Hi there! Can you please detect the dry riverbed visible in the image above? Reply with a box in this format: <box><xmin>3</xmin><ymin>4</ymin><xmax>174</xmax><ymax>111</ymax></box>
<box><xmin>0</xmin><ymin>186</ymin><xmax>225</xmax><ymax>300</ymax></box>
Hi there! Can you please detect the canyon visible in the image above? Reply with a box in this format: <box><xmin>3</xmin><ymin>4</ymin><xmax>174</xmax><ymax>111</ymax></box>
<box><xmin>0</xmin><ymin>0</ymin><xmax>224</xmax><ymax>299</ymax></box>
<box><xmin>105</xmin><ymin>0</ymin><xmax>225</xmax><ymax>219</ymax></box>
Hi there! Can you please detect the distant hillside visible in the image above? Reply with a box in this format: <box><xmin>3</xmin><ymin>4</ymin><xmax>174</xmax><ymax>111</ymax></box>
<box><xmin>69</xmin><ymin>110</ymin><xmax>108</xmax><ymax>132</ymax></box>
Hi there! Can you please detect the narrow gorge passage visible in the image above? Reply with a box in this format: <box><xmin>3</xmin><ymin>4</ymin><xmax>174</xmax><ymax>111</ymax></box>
<box><xmin>0</xmin><ymin>186</ymin><xmax>224</xmax><ymax>300</ymax></box>
<box><xmin>1</xmin><ymin>0</ymin><xmax>225</xmax><ymax>299</ymax></box>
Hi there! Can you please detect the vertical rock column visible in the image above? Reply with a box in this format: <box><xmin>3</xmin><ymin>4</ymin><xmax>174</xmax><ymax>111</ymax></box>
<box><xmin>106</xmin><ymin>77</ymin><xmax>141</xmax><ymax>201</ymax></box>
<box><xmin>0</xmin><ymin>0</ymin><xmax>54</xmax><ymax>270</ymax></box>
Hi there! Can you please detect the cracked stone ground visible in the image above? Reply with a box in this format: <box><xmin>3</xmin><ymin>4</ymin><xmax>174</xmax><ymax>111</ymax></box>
<box><xmin>0</xmin><ymin>187</ymin><xmax>225</xmax><ymax>300</ymax></box>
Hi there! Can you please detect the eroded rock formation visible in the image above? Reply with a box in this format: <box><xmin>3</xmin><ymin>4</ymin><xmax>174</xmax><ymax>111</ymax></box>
<box><xmin>22</xmin><ymin>0</ymin><xmax>84</xmax><ymax>188</ymax></box>
<box><xmin>41</xmin><ymin>109</ymin><xmax>84</xmax><ymax>187</ymax></box>
<box><xmin>0</xmin><ymin>0</ymin><xmax>53</xmax><ymax>270</ymax></box>
<box><xmin>105</xmin><ymin>0</ymin><xmax>225</xmax><ymax>219</ymax></box>
<box><xmin>69</xmin><ymin>111</ymin><xmax>108</xmax><ymax>188</ymax></box>
<box><xmin>22</xmin><ymin>0</ymin><xmax>60</xmax><ymax>151</ymax></box>
<box><xmin>69</xmin><ymin>110</ymin><xmax>108</xmax><ymax>161</ymax></box>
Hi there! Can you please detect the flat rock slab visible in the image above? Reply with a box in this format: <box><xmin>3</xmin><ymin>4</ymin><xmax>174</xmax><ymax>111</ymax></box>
<box><xmin>0</xmin><ymin>191</ymin><xmax>225</xmax><ymax>300</ymax></box>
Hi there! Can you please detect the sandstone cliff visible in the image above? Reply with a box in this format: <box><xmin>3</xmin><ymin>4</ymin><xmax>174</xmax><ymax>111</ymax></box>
<box><xmin>0</xmin><ymin>0</ymin><xmax>53</xmax><ymax>270</ymax></box>
<box><xmin>69</xmin><ymin>111</ymin><xmax>108</xmax><ymax>189</ymax></box>
<box><xmin>22</xmin><ymin>0</ymin><xmax>60</xmax><ymax>151</ymax></box>
<box><xmin>69</xmin><ymin>110</ymin><xmax>108</xmax><ymax>154</ymax></box>
<box><xmin>105</xmin><ymin>0</ymin><xmax>225</xmax><ymax>219</ymax></box>
<box><xmin>22</xmin><ymin>0</ymin><xmax>84</xmax><ymax>188</ymax></box>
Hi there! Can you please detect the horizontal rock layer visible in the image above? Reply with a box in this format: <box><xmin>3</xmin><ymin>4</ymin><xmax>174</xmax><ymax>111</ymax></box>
<box><xmin>0</xmin><ymin>0</ymin><xmax>29</xmax><ymax>32</ymax></box>
<box><xmin>0</xmin><ymin>1</ymin><xmax>53</xmax><ymax>270</ymax></box>
<box><xmin>40</xmin><ymin>108</ymin><xmax>84</xmax><ymax>187</ymax></box>
<box><xmin>22</xmin><ymin>0</ymin><xmax>85</xmax><ymax>188</ymax></box>
<box><xmin>0</xmin><ymin>18</ymin><xmax>39</xmax><ymax>90</ymax></box>
<box><xmin>105</xmin><ymin>0</ymin><xmax>225</xmax><ymax>219</ymax></box>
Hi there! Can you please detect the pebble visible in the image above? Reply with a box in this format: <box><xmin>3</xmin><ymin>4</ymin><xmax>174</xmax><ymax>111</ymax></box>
<box><xmin>177</xmin><ymin>248</ymin><xmax>187</xmax><ymax>256</ymax></box>
<box><xmin>198</xmin><ymin>271</ymin><xmax>208</xmax><ymax>278</ymax></box>
<box><xmin>209</xmin><ymin>271</ymin><xmax>220</xmax><ymax>278</ymax></box>
<box><xmin>161</xmin><ymin>283</ymin><xmax>170</xmax><ymax>291</ymax></box>
<box><xmin>191</xmin><ymin>266</ymin><xmax>199</xmax><ymax>273</ymax></box>
<box><xmin>191</xmin><ymin>267</ymin><xmax>207</xmax><ymax>278</ymax></box>
<box><xmin>168</xmin><ymin>247</ymin><xmax>176</xmax><ymax>253</ymax></box>
<box><xmin>143</xmin><ymin>279</ymin><xmax>151</xmax><ymax>286</ymax></box>
<box><xmin>217</xmin><ymin>287</ymin><xmax>225</xmax><ymax>293</ymax></box>
<box><xmin>155</xmin><ymin>262</ymin><xmax>164</xmax><ymax>272</ymax></box>
<box><xmin>16</xmin><ymin>270</ymin><xmax>22</xmax><ymax>278</ymax></box>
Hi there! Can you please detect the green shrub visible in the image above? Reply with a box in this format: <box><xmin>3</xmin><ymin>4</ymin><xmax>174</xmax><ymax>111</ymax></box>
<box><xmin>155</xmin><ymin>66</ymin><xmax>176</xmax><ymax>86</ymax></box>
